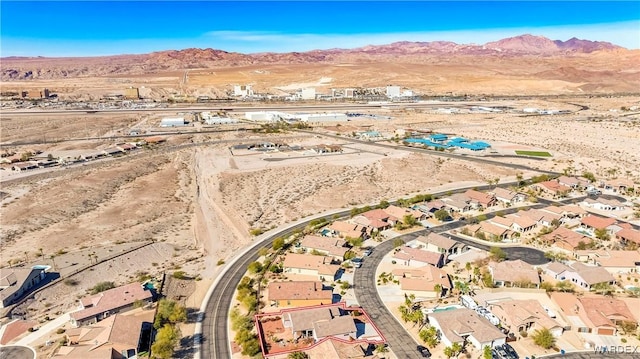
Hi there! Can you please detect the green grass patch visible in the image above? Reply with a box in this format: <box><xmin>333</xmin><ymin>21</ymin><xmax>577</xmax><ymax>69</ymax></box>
<box><xmin>515</xmin><ymin>150</ymin><xmax>552</xmax><ymax>157</ymax></box>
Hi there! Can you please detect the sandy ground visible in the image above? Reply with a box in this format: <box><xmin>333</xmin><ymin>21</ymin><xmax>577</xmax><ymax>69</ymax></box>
<box><xmin>1</xmin><ymin>96</ymin><xmax>639</xmax><ymax>356</ymax></box>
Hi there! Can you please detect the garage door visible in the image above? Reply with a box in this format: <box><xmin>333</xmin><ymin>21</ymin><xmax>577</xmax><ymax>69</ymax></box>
<box><xmin>597</xmin><ymin>328</ymin><xmax>615</xmax><ymax>335</ymax></box>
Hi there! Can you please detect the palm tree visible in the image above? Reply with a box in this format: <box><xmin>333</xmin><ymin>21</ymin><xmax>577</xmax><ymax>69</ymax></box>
<box><xmin>434</xmin><ymin>284</ymin><xmax>442</xmax><ymax>298</ymax></box>
<box><xmin>24</xmin><ymin>251</ymin><xmax>30</xmax><ymax>263</ymax></box>
<box><xmin>50</xmin><ymin>255</ymin><xmax>57</xmax><ymax>270</ymax></box>
<box><xmin>39</xmin><ymin>248</ymin><xmax>44</xmax><ymax>260</ymax></box>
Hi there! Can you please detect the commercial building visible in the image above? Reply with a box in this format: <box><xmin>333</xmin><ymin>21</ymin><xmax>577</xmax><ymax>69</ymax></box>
<box><xmin>159</xmin><ymin>117</ymin><xmax>186</xmax><ymax>127</ymax></box>
<box><xmin>300</xmin><ymin>88</ymin><xmax>316</xmax><ymax>100</ymax></box>
<box><xmin>297</xmin><ymin>113</ymin><xmax>348</xmax><ymax>123</ymax></box>
<box><xmin>386</xmin><ymin>86</ymin><xmax>401</xmax><ymax>98</ymax></box>
<box><xmin>124</xmin><ymin>87</ymin><xmax>140</xmax><ymax>100</ymax></box>
<box><xmin>234</xmin><ymin>85</ymin><xmax>253</xmax><ymax>97</ymax></box>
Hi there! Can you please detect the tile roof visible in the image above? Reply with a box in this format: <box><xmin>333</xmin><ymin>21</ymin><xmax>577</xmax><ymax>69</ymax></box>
<box><xmin>579</xmin><ymin>297</ymin><xmax>635</xmax><ymax>328</ymax></box>
<box><xmin>581</xmin><ymin>215</ymin><xmax>617</xmax><ymax>230</ymax></box>
<box><xmin>267</xmin><ymin>281</ymin><xmax>333</xmax><ymax>302</ymax></box>
<box><xmin>491</xmin><ymin>187</ymin><xmax>520</xmax><ymax>201</ymax></box>
<box><xmin>282</xmin><ymin>253</ymin><xmax>340</xmax><ymax>276</ymax></box>
<box><xmin>541</xmin><ymin>227</ymin><xmax>589</xmax><ymax>249</ymax></box>
<box><xmin>568</xmin><ymin>262</ymin><xmax>615</xmax><ymax>285</ymax></box>
<box><xmin>490</xmin><ymin>299</ymin><xmax>562</xmax><ymax>330</ymax></box>
<box><xmin>537</xmin><ymin>181</ymin><xmax>572</xmax><ymax>194</ymax></box>
<box><xmin>489</xmin><ymin>260</ymin><xmax>540</xmax><ymax>285</ymax></box>
<box><xmin>429</xmin><ymin>308</ymin><xmax>505</xmax><ymax>344</ymax></box>
<box><xmin>313</xmin><ymin>315</ymin><xmax>357</xmax><ymax>338</ymax></box>
<box><xmin>464</xmin><ymin>189</ymin><xmax>495</xmax><ymax>206</ymax></box>
<box><xmin>299</xmin><ymin>235</ymin><xmax>348</xmax><ymax>258</ymax></box>
<box><xmin>416</xmin><ymin>232</ymin><xmax>457</xmax><ymax>250</ymax></box>
<box><xmin>70</xmin><ymin>283</ymin><xmax>152</xmax><ymax>322</ymax></box>
<box><xmin>287</xmin><ymin>306</ymin><xmax>341</xmax><ymax>333</ymax></box>
<box><xmin>393</xmin><ymin>247</ymin><xmax>444</xmax><ymax>266</ymax></box>
<box><xmin>616</xmin><ymin>228</ymin><xmax>640</xmax><ymax>244</ymax></box>
<box><xmin>361</xmin><ymin>209</ymin><xmax>394</xmax><ymax>222</ymax></box>
<box><xmin>393</xmin><ymin>265</ymin><xmax>451</xmax><ymax>291</ymax></box>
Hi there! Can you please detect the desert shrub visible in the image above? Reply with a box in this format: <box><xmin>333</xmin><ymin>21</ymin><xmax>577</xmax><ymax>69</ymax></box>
<box><xmin>90</xmin><ymin>281</ymin><xmax>116</xmax><ymax>294</ymax></box>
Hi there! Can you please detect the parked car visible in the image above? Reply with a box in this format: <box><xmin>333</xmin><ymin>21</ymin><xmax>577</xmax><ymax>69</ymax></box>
<box><xmin>502</xmin><ymin>343</ymin><xmax>519</xmax><ymax>359</ymax></box>
<box><xmin>363</xmin><ymin>248</ymin><xmax>373</xmax><ymax>257</ymax></box>
<box><xmin>494</xmin><ymin>345</ymin><xmax>510</xmax><ymax>359</ymax></box>
<box><xmin>416</xmin><ymin>345</ymin><xmax>431</xmax><ymax>358</ymax></box>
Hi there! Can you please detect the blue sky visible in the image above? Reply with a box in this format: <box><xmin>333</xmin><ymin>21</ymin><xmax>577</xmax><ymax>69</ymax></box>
<box><xmin>1</xmin><ymin>1</ymin><xmax>639</xmax><ymax>57</ymax></box>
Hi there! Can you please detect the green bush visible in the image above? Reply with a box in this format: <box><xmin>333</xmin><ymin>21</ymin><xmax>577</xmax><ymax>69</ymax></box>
<box><xmin>90</xmin><ymin>281</ymin><xmax>116</xmax><ymax>294</ymax></box>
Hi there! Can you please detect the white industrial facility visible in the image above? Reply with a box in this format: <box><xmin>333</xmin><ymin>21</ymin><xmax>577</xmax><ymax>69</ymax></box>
<box><xmin>300</xmin><ymin>88</ymin><xmax>316</xmax><ymax>100</ymax></box>
<box><xmin>245</xmin><ymin>111</ymin><xmax>297</xmax><ymax>122</ymax></box>
<box><xmin>160</xmin><ymin>117</ymin><xmax>187</xmax><ymax>127</ymax></box>
<box><xmin>386</xmin><ymin>85</ymin><xmax>401</xmax><ymax>98</ymax></box>
<box><xmin>233</xmin><ymin>85</ymin><xmax>254</xmax><ymax>97</ymax></box>
<box><xmin>297</xmin><ymin>113</ymin><xmax>348</xmax><ymax>123</ymax></box>
<box><xmin>201</xmin><ymin>112</ymin><xmax>238</xmax><ymax>125</ymax></box>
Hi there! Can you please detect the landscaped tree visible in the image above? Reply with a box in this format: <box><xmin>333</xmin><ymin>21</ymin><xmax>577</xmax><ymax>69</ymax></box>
<box><xmin>434</xmin><ymin>209</ymin><xmax>450</xmax><ymax>222</ymax></box>
<box><xmin>592</xmin><ymin>282</ymin><xmax>613</xmax><ymax>296</ymax></box>
<box><xmin>532</xmin><ymin>327</ymin><xmax>556</xmax><ymax>349</ymax></box>
<box><xmin>555</xmin><ymin>281</ymin><xmax>575</xmax><ymax>293</ymax></box>
<box><xmin>594</xmin><ymin>228</ymin><xmax>611</xmax><ymax>241</ymax></box>
<box><xmin>582</xmin><ymin>171</ymin><xmax>596</xmax><ymax>183</ymax></box>
<box><xmin>272</xmin><ymin>237</ymin><xmax>285</xmax><ymax>250</ymax></box>
<box><xmin>90</xmin><ymin>281</ymin><xmax>116</xmax><ymax>295</ymax></box>
<box><xmin>483</xmin><ymin>345</ymin><xmax>493</xmax><ymax>359</ymax></box>
<box><xmin>393</xmin><ymin>238</ymin><xmax>404</xmax><ymax>248</ymax></box>
<box><xmin>346</xmin><ymin>236</ymin><xmax>364</xmax><ymax>248</ymax></box>
<box><xmin>375</xmin><ymin>343</ymin><xmax>389</xmax><ymax>356</ymax></box>
<box><xmin>443</xmin><ymin>346</ymin><xmax>455</xmax><ymax>358</ymax></box>
<box><xmin>620</xmin><ymin>320</ymin><xmax>638</xmax><ymax>335</ymax></box>
<box><xmin>151</xmin><ymin>324</ymin><xmax>180</xmax><ymax>359</ymax></box>
<box><xmin>247</xmin><ymin>261</ymin><xmax>263</xmax><ymax>274</ymax></box>
<box><xmin>419</xmin><ymin>326</ymin><xmax>440</xmax><ymax>348</ymax></box>
<box><xmin>434</xmin><ymin>284</ymin><xmax>442</xmax><ymax>298</ymax></box>
<box><xmin>287</xmin><ymin>351</ymin><xmax>310</xmax><ymax>359</ymax></box>
<box><xmin>489</xmin><ymin>246</ymin><xmax>507</xmax><ymax>262</ymax></box>
<box><xmin>154</xmin><ymin>299</ymin><xmax>187</xmax><ymax>329</ymax></box>
<box><xmin>403</xmin><ymin>214</ymin><xmax>418</xmax><ymax>227</ymax></box>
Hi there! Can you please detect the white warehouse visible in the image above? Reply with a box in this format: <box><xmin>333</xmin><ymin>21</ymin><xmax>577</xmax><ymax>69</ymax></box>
<box><xmin>298</xmin><ymin>113</ymin><xmax>348</xmax><ymax>123</ymax></box>
<box><xmin>245</xmin><ymin>111</ymin><xmax>297</xmax><ymax>122</ymax></box>
<box><xmin>300</xmin><ymin>88</ymin><xmax>316</xmax><ymax>100</ymax></box>
<box><xmin>160</xmin><ymin>117</ymin><xmax>187</xmax><ymax>127</ymax></box>
<box><xmin>386</xmin><ymin>85</ymin><xmax>401</xmax><ymax>98</ymax></box>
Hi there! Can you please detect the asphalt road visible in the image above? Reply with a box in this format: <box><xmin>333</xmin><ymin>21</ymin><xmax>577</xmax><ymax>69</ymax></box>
<box><xmin>0</xmin><ymin>346</ymin><xmax>35</xmax><ymax>359</ymax></box>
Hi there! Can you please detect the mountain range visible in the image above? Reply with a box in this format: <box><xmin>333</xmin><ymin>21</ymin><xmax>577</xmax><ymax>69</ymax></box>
<box><xmin>1</xmin><ymin>34</ymin><xmax>632</xmax><ymax>81</ymax></box>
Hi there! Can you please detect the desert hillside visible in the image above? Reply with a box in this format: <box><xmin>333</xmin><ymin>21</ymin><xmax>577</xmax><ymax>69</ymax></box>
<box><xmin>2</xmin><ymin>35</ymin><xmax>639</xmax><ymax>96</ymax></box>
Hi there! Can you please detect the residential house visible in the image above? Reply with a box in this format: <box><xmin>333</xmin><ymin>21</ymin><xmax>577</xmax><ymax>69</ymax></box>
<box><xmin>428</xmin><ymin>308</ymin><xmax>506</xmax><ymax>349</ymax></box>
<box><xmin>254</xmin><ymin>302</ymin><xmax>385</xmax><ymax>358</ymax></box>
<box><xmin>442</xmin><ymin>193</ymin><xmax>474</xmax><ymax>213</ymax></box>
<box><xmin>328</xmin><ymin>221</ymin><xmax>368</xmax><ymax>239</ymax></box>
<box><xmin>550</xmin><ymin>262</ymin><xmax>615</xmax><ymax>290</ymax></box>
<box><xmin>580</xmin><ymin>215</ymin><xmax>618</xmax><ymax>236</ymax></box>
<box><xmin>488</xmin><ymin>299</ymin><xmax>564</xmax><ymax>337</ymax></box>
<box><xmin>393</xmin><ymin>247</ymin><xmax>445</xmax><ymax>268</ymax></box>
<box><xmin>541</xmin><ymin>227</ymin><xmax>591</xmax><ymax>252</ymax></box>
<box><xmin>535</xmin><ymin>180</ymin><xmax>572</xmax><ymax>197</ymax></box>
<box><xmin>489</xmin><ymin>214</ymin><xmax>538</xmax><ymax>234</ymax></box>
<box><xmin>573</xmin><ymin>250</ymin><xmax>640</xmax><ymax>274</ymax></box>
<box><xmin>557</xmin><ymin>176</ymin><xmax>589</xmax><ymax>190</ymax></box>
<box><xmin>385</xmin><ymin>205</ymin><xmax>426</xmax><ymax>222</ymax></box>
<box><xmin>352</xmin><ymin>209</ymin><xmax>396</xmax><ymax>232</ymax></box>
<box><xmin>413</xmin><ymin>200</ymin><xmax>447</xmax><ymax>217</ymax></box>
<box><xmin>491</xmin><ymin>187</ymin><xmax>526</xmax><ymax>205</ymax></box>
<box><xmin>488</xmin><ymin>260</ymin><xmax>540</xmax><ymax>288</ymax></box>
<box><xmin>583</xmin><ymin>197</ymin><xmax>627</xmax><ymax>211</ymax></box>
<box><xmin>464</xmin><ymin>189</ymin><xmax>497</xmax><ymax>209</ymax></box>
<box><xmin>414</xmin><ymin>233</ymin><xmax>467</xmax><ymax>256</ymax></box>
<box><xmin>544</xmin><ymin>262</ymin><xmax>573</xmax><ymax>280</ymax></box>
<box><xmin>521</xmin><ymin>208</ymin><xmax>561</xmax><ymax>228</ymax></box>
<box><xmin>551</xmin><ymin>292</ymin><xmax>636</xmax><ymax>335</ymax></box>
<box><xmin>69</xmin><ymin>283</ymin><xmax>154</xmax><ymax>327</ymax></box>
<box><xmin>602</xmin><ymin>178</ymin><xmax>635</xmax><ymax>194</ymax></box>
<box><xmin>466</xmin><ymin>222</ymin><xmax>516</xmax><ymax>241</ymax></box>
<box><xmin>0</xmin><ymin>265</ymin><xmax>49</xmax><ymax>308</ymax></box>
<box><xmin>299</xmin><ymin>235</ymin><xmax>349</xmax><ymax>261</ymax></box>
<box><xmin>616</xmin><ymin>228</ymin><xmax>640</xmax><ymax>246</ymax></box>
<box><xmin>392</xmin><ymin>265</ymin><xmax>452</xmax><ymax>298</ymax></box>
<box><xmin>282</xmin><ymin>253</ymin><xmax>341</xmax><ymax>281</ymax></box>
<box><xmin>267</xmin><ymin>281</ymin><xmax>333</xmax><ymax>308</ymax></box>
<box><xmin>53</xmin><ymin>312</ymin><xmax>154</xmax><ymax>359</ymax></box>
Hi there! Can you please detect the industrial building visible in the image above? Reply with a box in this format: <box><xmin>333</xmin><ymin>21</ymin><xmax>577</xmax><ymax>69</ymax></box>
<box><xmin>244</xmin><ymin>111</ymin><xmax>296</xmax><ymax>122</ymax></box>
<box><xmin>297</xmin><ymin>113</ymin><xmax>348</xmax><ymax>123</ymax></box>
<box><xmin>300</xmin><ymin>88</ymin><xmax>316</xmax><ymax>100</ymax></box>
<box><xmin>124</xmin><ymin>87</ymin><xmax>140</xmax><ymax>99</ymax></box>
<box><xmin>160</xmin><ymin>117</ymin><xmax>187</xmax><ymax>127</ymax></box>
<box><xmin>386</xmin><ymin>85</ymin><xmax>401</xmax><ymax>98</ymax></box>
<box><xmin>200</xmin><ymin>112</ymin><xmax>238</xmax><ymax>125</ymax></box>
<box><xmin>234</xmin><ymin>85</ymin><xmax>253</xmax><ymax>97</ymax></box>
